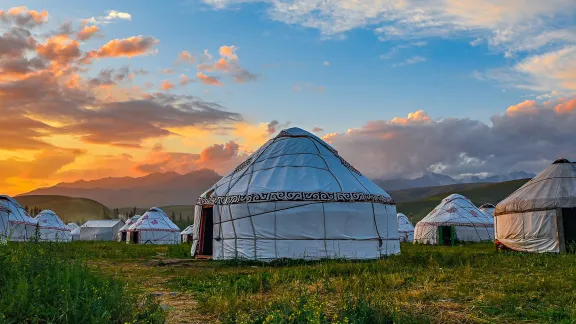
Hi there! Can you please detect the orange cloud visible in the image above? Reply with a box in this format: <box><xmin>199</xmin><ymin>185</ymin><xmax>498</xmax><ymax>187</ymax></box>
<box><xmin>76</xmin><ymin>25</ymin><xmax>99</xmax><ymax>41</ymax></box>
<box><xmin>83</xmin><ymin>36</ymin><xmax>158</xmax><ymax>62</ymax></box>
<box><xmin>36</xmin><ymin>35</ymin><xmax>81</xmax><ymax>66</ymax></box>
<box><xmin>1</xmin><ymin>6</ymin><xmax>49</xmax><ymax>27</ymax></box>
<box><xmin>161</xmin><ymin>80</ymin><xmax>174</xmax><ymax>91</ymax></box>
<box><xmin>197</xmin><ymin>72</ymin><xmax>222</xmax><ymax>86</ymax></box>
<box><xmin>554</xmin><ymin>98</ymin><xmax>576</xmax><ymax>114</ymax></box>
<box><xmin>506</xmin><ymin>100</ymin><xmax>538</xmax><ymax>116</ymax></box>
<box><xmin>219</xmin><ymin>45</ymin><xmax>238</xmax><ymax>60</ymax></box>
<box><xmin>390</xmin><ymin>110</ymin><xmax>431</xmax><ymax>125</ymax></box>
<box><xmin>179</xmin><ymin>74</ymin><xmax>192</xmax><ymax>86</ymax></box>
<box><xmin>177</xmin><ymin>51</ymin><xmax>196</xmax><ymax>64</ymax></box>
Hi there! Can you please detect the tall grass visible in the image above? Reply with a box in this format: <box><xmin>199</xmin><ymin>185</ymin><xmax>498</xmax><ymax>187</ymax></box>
<box><xmin>168</xmin><ymin>243</ymin><xmax>576</xmax><ymax>323</ymax></box>
<box><xmin>0</xmin><ymin>242</ymin><xmax>166</xmax><ymax>323</ymax></box>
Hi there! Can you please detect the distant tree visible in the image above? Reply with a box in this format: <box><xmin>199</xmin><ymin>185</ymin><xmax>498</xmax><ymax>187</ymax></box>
<box><xmin>171</xmin><ymin>212</ymin><xmax>176</xmax><ymax>221</ymax></box>
<box><xmin>24</xmin><ymin>205</ymin><xmax>29</xmax><ymax>213</ymax></box>
<box><xmin>179</xmin><ymin>213</ymin><xmax>182</xmax><ymax>222</ymax></box>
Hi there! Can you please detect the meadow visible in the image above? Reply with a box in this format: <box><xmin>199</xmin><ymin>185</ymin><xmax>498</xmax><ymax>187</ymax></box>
<box><xmin>3</xmin><ymin>241</ymin><xmax>574</xmax><ymax>323</ymax></box>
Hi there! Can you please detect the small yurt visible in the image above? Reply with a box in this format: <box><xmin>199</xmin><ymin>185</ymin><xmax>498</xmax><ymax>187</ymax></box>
<box><xmin>35</xmin><ymin>210</ymin><xmax>72</xmax><ymax>242</ymax></box>
<box><xmin>397</xmin><ymin>213</ymin><xmax>415</xmax><ymax>243</ymax></box>
<box><xmin>414</xmin><ymin>194</ymin><xmax>494</xmax><ymax>245</ymax></box>
<box><xmin>191</xmin><ymin>127</ymin><xmax>399</xmax><ymax>260</ymax></box>
<box><xmin>181</xmin><ymin>225</ymin><xmax>194</xmax><ymax>243</ymax></box>
<box><xmin>479</xmin><ymin>203</ymin><xmax>496</xmax><ymax>218</ymax></box>
<box><xmin>127</xmin><ymin>208</ymin><xmax>180</xmax><ymax>244</ymax></box>
<box><xmin>117</xmin><ymin>215</ymin><xmax>141</xmax><ymax>242</ymax></box>
<box><xmin>80</xmin><ymin>220</ymin><xmax>124</xmax><ymax>241</ymax></box>
<box><xmin>495</xmin><ymin>159</ymin><xmax>576</xmax><ymax>253</ymax></box>
<box><xmin>67</xmin><ymin>223</ymin><xmax>81</xmax><ymax>241</ymax></box>
<box><xmin>0</xmin><ymin>195</ymin><xmax>38</xmax><ymax>242</ymax></box>
<box><xmin>0</xmin><ymin>204</ymin><xmax>9</xmax><ymax>243</ymax></box>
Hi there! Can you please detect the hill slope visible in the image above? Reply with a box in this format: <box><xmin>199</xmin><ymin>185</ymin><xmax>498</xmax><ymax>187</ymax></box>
<box><xmin>24</xmin><ymin>169</ymin><xmax>221</xmax><ymax>208</ymax></box>
<box><xmin>15</xmin><ymin>195</ymin><xmax>111</xmax><ymax>224</ymax></box>
<box><xmin>396</xmin><ymin>179</ymin><xmax>529</xmax><ymax>223</ymax></box>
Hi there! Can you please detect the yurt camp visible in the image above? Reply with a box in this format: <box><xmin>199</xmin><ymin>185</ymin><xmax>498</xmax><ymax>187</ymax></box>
<box><xmin>80</xmin><ymin>220</ymin><xmax>124</xmax><ymax>241</ymax></box>
<box><xmin>495</xmin><ymin>159</ymin><xmax>576</xmax><ymax>253</ymax></box>
<box><xmin>35</xmin><ymin>210</ymin><xmax>72</xmax><ymax>242</ymax></box>
<box><xmin>0</xmin><ymin>195</ymin><xmax>38</xmax><ymax>242</ymax></box>
<box><xmin>397</xmin><ymin>213</ymin><xmax>415</xmax><ymax>242</ymax></box>
<box><xmin>414</xmin><ymin>194</ymin><xmax>494</xmax><ymax>245</ymax></box>
<box><xmin>127</xmin><ymin>208</ymin><xmax>180</xmax><ymax>244</ymax></box>
<box><xmin>181</xmin><ymin>225</ymin><xmax>194</xmax><ymax>243</ymax></box>
<box><xmin>479</xmin><ymin>203</ymin><xmax>496</xmax><ymax>218</ymax></box>
<box><xmin>67</xmin><ymin>223</ymin><xmax>81</xmax><ymax>241</ymax></box>
<box><xmin>117</xmin><ymin>215</ymin><xmax>141</xmax><ymax>242</ymax></box>
<box><xmin>191</xmin><ymin>127</ymin><xmax>399</xmax><ymax>260</ymax></box>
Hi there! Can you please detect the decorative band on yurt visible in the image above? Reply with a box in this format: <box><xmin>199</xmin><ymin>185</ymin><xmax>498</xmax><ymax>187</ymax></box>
<box><xmin>196</xmin><ymin>191</ymin><xmax>396</xmax><ymax>206</ymax></box>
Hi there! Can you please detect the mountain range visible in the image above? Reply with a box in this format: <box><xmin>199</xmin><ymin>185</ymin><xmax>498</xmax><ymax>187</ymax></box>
<box><xmin>21</xmin><ymin>169</ymin><xmax>535</xmax><ymax>208</ymax></box>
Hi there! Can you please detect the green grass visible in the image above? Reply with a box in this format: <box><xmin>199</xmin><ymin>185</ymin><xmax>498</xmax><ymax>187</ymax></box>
<box><xmin>396</xmin><ymin>179</ymin><xmax>529</xmax><ymax>223</ymax></box>
<box><xmin>0</xmin><ymin>241</ymin><xmax>166</xmax><ymax>323</ymax></box>
<box><xmin>15</xmin><ymin>195</ymin><xmax>111</xmax><ymax>224</ymax></box>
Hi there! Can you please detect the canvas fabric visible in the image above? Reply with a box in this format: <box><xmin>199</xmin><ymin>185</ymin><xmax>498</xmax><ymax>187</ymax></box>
<box><xmin>414</xmin><ymin>194</ymin><xmax>494</xmax><ymax>245</ymax></box>
<box><xmin>495</xmin><ymin>161</ymin><xmax>576</xmax><ymax>253</ymax></box>
<box><xmin>191</xmin><ymin>127</ymin><xmax>400</xmax><ymax>260</ymax></box>
<box><xmin>35</xmin><ymin>210</ymin><xmax>72</xmax><ymax>242</ymax></box>
<box><xmin>0</xmin><ymin>195</ymin><xmax>38</xmax><ymax>242</ymax></box>
<box><xmin>397</xmin><ymin>213</ymin><xmax>415</xmax><ymax>243</ymax></box>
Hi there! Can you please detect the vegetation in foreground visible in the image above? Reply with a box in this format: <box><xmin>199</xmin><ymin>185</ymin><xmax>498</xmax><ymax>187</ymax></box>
<box><xmin>0</xmin><ymin>241</ymin><xmax>166</xmax><ymax>323</ymax></box>
<box><xmin>3</xmin><ymin>241</ymin><xmax>575</xmax><ymax>323</ymax></box>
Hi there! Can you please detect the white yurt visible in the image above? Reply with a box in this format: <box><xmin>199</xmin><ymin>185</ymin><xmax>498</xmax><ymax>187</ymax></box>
<box><xmin>479</xmin><ymin>203</ymin><xmax>496</xmax><ymax>218</ymax></box>
<box><xmin>118</xmin><ymin>215</ymin><xmax>141</xmax><ymax>242</ymax></box>
<box><xmin>127</xmin><ymin>208</ymin><xmax>180</xmax><ymax>244</ymax></box>
<box><xmin>67</xmin><ymin>223</ymin><xmax>81</xmax><ymax>241</ymax></box>
<box><xmin>35</xmin><ymin>210</ymin><xmax>72</xmax><ymax>242</ymax></box>
<box><xmin>414</xmin><ymin>194</ymin><xmax>494</xmax><ymax>245</ymax></box>
<box><xmin>397</xmin><ymin>213</ymin><xmax>415</xmax><ymax>243</ymax></box>
<box><xmin>191</xmin><ymin>127</ymin><xmax>399</xmax><ymax>260</ymax></box>
<box><xmin>495</xmin><ymin>159</ymin><xmax>576</xmax><ymax>253</ymax></box>
<box><xmin>181</xmin><ymin>225</ymin><xmax>194</xmax><ymax>243</ymax></box>
<box><xmin>0</xmin><ymin>204</ymin><xmax>9</xmax><ymax>243</ymax></box>
<box><xmin>0</xmin><ymin>195</ymin><xmax>38</xmax><ymax>242</ymax></box>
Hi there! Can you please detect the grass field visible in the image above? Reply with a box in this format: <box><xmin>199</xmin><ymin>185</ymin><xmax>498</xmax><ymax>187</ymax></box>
<box><xmin>8</xmin><ymin>241</ymin><xmax>571</xmax><ymax>323</ymax></box>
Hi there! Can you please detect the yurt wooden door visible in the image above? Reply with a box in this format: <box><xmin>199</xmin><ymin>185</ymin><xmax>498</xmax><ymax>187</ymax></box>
<box><xmin>438</xmin><ymin>226</ymin><xmax>455</xmax><ymax>246</ymax></box>
<box><xmin>561</xmin><ymin>208</ymin><xmax>576</xmax><ymax>253</ymax></box>
<box><xmin>197</xmin><ymin>206</ymin><xmax>213</xmax><ymax>256</ymax></box>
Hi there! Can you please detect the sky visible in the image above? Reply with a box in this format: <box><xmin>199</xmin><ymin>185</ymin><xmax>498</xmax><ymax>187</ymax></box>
<box><xmin>1</xmin><ymin>0</ymin><xmax>575</xmax><ymax>195</ymax></box>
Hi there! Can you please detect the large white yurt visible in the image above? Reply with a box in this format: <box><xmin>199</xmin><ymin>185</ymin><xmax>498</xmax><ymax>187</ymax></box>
<box><xmin>181</xmin><ymin>225</ymin><xmax>194</xmax><ymax>243</ymax></box>
<box><xmin>127</xmin><ymin>208</ymin><xmax>180</xmax><ymax>244</ymax></box>
<box><xmin>495</xmin><ymin>159</ymin><xmax>576</xmax><ymax>253</ymax></box>
<box><xmin>118</xmin><ymin>215</ymin><xmax>141</xmax><ymax>242</ymax></box>
<box><xmin>191</xmin><ymin>127</ymin><xmax>399</xmax><ymax>260</ymax></box>
<box><xmin>479</xmin><ymin>203</ymin><xmax>496</xmax><ymax>218</ymax></box>
<box><xmin>0</xmin><ymin>195</ymin><xmax>38</xmax><ymax>242</ymax></box>
<box><xmin>397</xmin><ymin>213</ymin><xmax>415</xmax><ymax>243</ymax></box>
<box><xmin>414</xmin><ymin>194</ymin><xmax>494</xmax><ymax>245</ymax></box>
<box><xmin>35</xmin><ymin>210</ymin><xmax>72</xmax><ymax>242</ymax></box>
<box><xmin>67</xmin><ymin>223</ymin><xmax>81</xmax><ymax>241</ymax></box>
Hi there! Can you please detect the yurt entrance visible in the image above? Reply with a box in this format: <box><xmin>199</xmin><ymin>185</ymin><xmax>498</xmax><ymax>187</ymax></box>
<box><xmin>560</xmin><ymin>208</ymin><xmax>576</xmax><ymax>253</ymax></box>
<box><xmin>121</xmin><ymin>231</ymin><xmax>127</xmax><ymax>242</ymax></box>
<box><xmin>438</xmin><ymin>226</ymin><xmax>455</xmax><ymax>246</ymax></box>
<box><xmin>197</xmin><ymin>206</ymin><xmax>213</xmax><ymax>257</ymax></box>
<box><xmin>131</xmin><ymin>231</ymin><xmax>139</xmax><ymax>244</ymax></box>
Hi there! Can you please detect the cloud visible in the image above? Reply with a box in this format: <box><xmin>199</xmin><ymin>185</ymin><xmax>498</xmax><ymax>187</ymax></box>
<box><xmin>0</xmin><ymin>28</ymin><xmax>36</xmax><ymax>58</ymax></box>
<box><xmin>219</xmin><ymin>45</ymin><xmax>238</xmax><ymax>59</ymax></box>
<box><xmin>197</xmin><ymin>72</ymin><xmax>222</xmax><ymax>86</ymax></box>
<box><xmin>293</xmin><ymin>82</ymin><xmax>325</xmax><ymax>93</ymax></box>
<box><xmin>83</xmin><ymin>35</ymin><xmax>159</xmax><ymax>62</ymax></box>
<box><xmin>0</xmin><ymin>6</ymin><xmax>49</xmax><ymax>28</ymax></box>
<box><xmin>36</xmin><ymin>35</ymin><xmax>81</xmax><ymax>66</ymax></box>
<box><xmin>393</xmin><ymin>56</ymin><xmax>427</xmax><ymax>67</ymax></box>
<box><xmin>196</xmin><ymin>45</ymin><xmax>259</xmax><ymax>84</ymax></box>
<box><xmin>161</xmin><ymin>80</ymin><xmax>174</xmax><ymax>90</ymax></box>
<box><xmin>76</xmin><ymin>25</ymin><xmax>99</xmax><ymax>41</ymax></box>
<box><xmin>323</xmin><ymin>98</ymin><xmax>576</xmax><ymax>180</ymax></box>
<box><xmin>177</xmin><ymin>51</ymin><xmax>196</xmax><ymax>64</ymax></box>
<box><xmin>380</xmin><ymin>41</ymin><xmax>428</xmax><ymax>60</ymax></box>
<box><xmin>312</xmin><ymin>127</ymin><xmax>324</xmax><ymax>133</ymax></box>
<box><xmin>87</xmin><ymin>66</ymin><xmax>133</xmax><ymax>87</ymax></box>
<box><xmin>179</xmin><ymin>74</ymin><xmax>192</xmax><ymax>86</ymax></box>
<box><xmin>323</xmin><ymin>61</ymin><xmax>330</xmax><ymax>66</ymax></box>
<box><xmin>82</xmin><ymin>10</ymin><xmax>132</xmax><ymax>25</ymax></box>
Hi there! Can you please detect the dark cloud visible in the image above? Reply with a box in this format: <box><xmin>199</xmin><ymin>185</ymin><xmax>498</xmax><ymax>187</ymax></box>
<box><xmin>0</xmin><ymin>28</ymin><xmax>35</xmax><ymax>58</ymax></box>
<box><xmin>0</xmin><ymin>7</ymin><xmax>49</xmax><ymax>28</ymax></box>
<box><xmin>266</xmin><ymin>120</ymin><xmax>290</xmax><ymax>134</ymax></box>
<box><xmin>325</xmin><ymin>100</ymin><xmax>576</xmax><ymax>180</ymax></box>
<box><xmin>200</xmin><ymin>141</ymin><xmax>239</xmax><ymax>162</ymax></box>
<box><xmin>312</xmin><ymin>127</ymin><xmax>324</xmax><ymax>133</ymax></box>
<box><xmin>87</xmin><ymin>66</ymin><xmax>132</xmax><ymax>87</ymax></box>
<box><xmin>233</xmin><ymin>68</ymin><xmax>258</xmax><ymax>83</ymax></box>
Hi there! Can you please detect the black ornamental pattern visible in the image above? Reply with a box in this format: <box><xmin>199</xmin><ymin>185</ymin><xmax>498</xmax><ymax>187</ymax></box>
<box><xmin>196</xmin><ymin>191</ymin><xmax>395</xmax><ymax>206</ymax></box>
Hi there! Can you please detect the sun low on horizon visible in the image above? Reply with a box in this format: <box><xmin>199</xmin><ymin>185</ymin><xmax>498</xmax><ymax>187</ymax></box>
<box><xmin>1</xmin><ymin>0</ymin><xmax>576</xmax><ymax>196</ymax></box>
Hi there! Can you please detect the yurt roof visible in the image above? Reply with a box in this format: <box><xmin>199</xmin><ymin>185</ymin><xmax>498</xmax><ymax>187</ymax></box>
<box><xmin>0</xmin><ymin>195</ymin><xmax>37</xmax><ymax>226</ymax></box>
<box><xmin>495</xmin><ymin>159</ymin><xmax>576</xmax><ymax>216</ymax></box>
<box><xmin>119</xmin><ymin>215</ymin><xmax>141</xmax><ymax>232</ymax></box>
<box><xmin>67</xmin><ymin>223</ymin><xmax>81</xmax><ymax>234</ymax></box>
<box><xmin>418</xmin><ymin>194</ymin><xmax>493</xmax><ymax>227</ymax></box>
<box><xmin>479</xmin><ymin>203</ymin><xmax>496</xmax><ymax>209</ymax></box>
<box><xmin>82</xmin><ymin>219</ymin><xmax>124</xmax><ymax>228</ymax></box>
<box><xmin>181</xmin><ymin>225</ymin><xmax>194</xmax><ymax>235</ymax></box>
<box><xmin>35</xmin><ymin>210</ymin><xmax>69</xmax><ymax>231</ymax></box>
<box><xmin>128</xmin><ymin>207</ymin><xmax>179</xmax><ymax>232</ymax></box>
<box><xmin>197</xmin><ymin>127</ymin><xmax>394</xmax><ymax>207</ymax></box>
<box><xmin>397</xmin><ymin>213</ymin><xmax>415</xmax><ymax>232</ymax></box>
